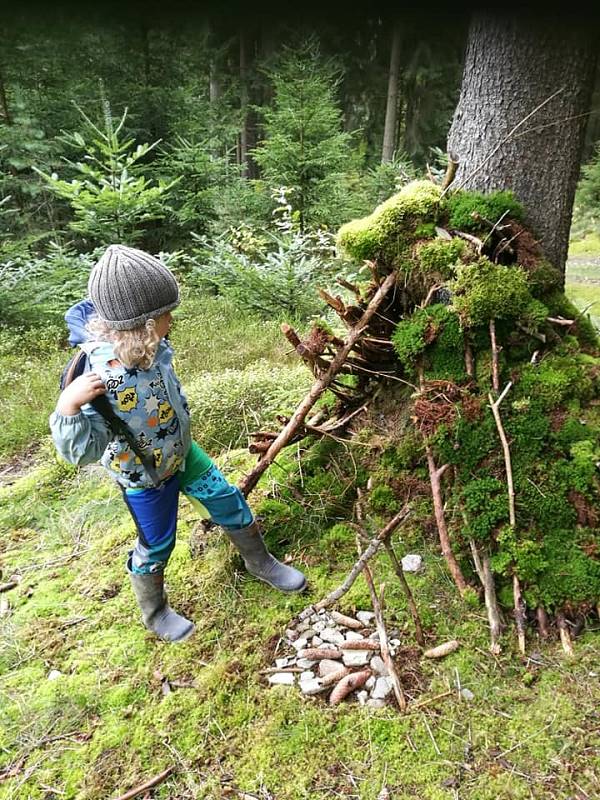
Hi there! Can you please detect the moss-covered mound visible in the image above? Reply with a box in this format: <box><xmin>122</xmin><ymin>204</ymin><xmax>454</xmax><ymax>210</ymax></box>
<box><xmin>331</xmin><ymin>183</ymin><xmax>600</xmax><ymax>640</ymax></box>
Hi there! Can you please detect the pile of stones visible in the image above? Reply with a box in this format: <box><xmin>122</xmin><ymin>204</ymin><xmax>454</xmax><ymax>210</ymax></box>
<box><xmin>266</xmin><ymin>607</ymin><xmax>402</xmax><ymax>708</ymax></box>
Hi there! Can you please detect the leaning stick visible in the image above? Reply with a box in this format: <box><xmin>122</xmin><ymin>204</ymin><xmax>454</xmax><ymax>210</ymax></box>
<box><xmin>489</xmin><ymin>319</ymin><xmax>500</xmax><ymax>393</ymax></box>
<box><xmin>359</xmin><ymin>554</ymin><xmax>407</xmax><ymax>713</ymax></box>
<box><xmin>469</xmin><ymin>539</ymin><xmax>503</xmax><ymax>654</ymax></box>
<box><xmin>238</xmin><ymin>271</ymin><xmax>398</xmax><ymax>496</ymax></box>
<box><xmin>383</xmin><ymin>539</ymin><xmax>425</xmax><ymax>647</ymax></box>
<box><xmin>313</xmin><ymin>506</ymin><xmax>411</xmax><ymax>611</ymax></box>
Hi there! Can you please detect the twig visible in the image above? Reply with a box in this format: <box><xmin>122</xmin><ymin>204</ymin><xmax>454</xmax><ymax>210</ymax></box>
<box><xmin>469</xmin><ymin>539</ymin><xmax>503</xmax><ymax>654</ymax></box>
<box><xmin>443</xmin><ymin>86</ymin><xmax>566</xmax><ymax>198</ymax></box>
<box><xmin>238</xmin><ymin>271</ymin><xmax>398</xmax><ymax>497</ymax></box>
<box><xmin>488</xmin><ymin>382</ymin><xmax>515</xmax><ymax>526</ymax></box>
<box><xmin>382</xmin><ymin>540</ymin><xmax>425</xmax><ymax>647</ymax></box>
<box><xmin>313</xmin><ymin>506</ymin><xmax>411</xmax><ymax>611</ymax></box>
<box><xmin>360</xmin><ymin>561</ymin><xmax>407</xmax><ymax>712</ymax></box>
<box><xmin>0</xmin><ymin>581</ymin><xmax>18</xmax><ymax>593</ymax></box>
<box><xmin>489</xmin><ymin>319</ymin><xmax>500</xmax><ymax>393</ymax></box>
<box><xmin>409</xmin><ymin>689</ymin><xmax>454</xmax><ymax>712</ymax></box>
<box><xmin>441</xmin><ymin>156</ymin><xmax>459</xmax><ymax>191</ymax></box>
<box><xmin>112</xmin><ymin>767</ymin><xmax>174</xmax><ymax>800</ymax></box>
<box><xmin>556</xmin><ymin>612</ymin><xmax>574</xmax><ymax>656</ymax></box>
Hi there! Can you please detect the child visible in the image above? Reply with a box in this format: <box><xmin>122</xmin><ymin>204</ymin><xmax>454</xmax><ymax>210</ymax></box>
<box><xmin>49</xmin><ymin>244</ymin><xmax>307</xmax><ymax>643</ymax></box>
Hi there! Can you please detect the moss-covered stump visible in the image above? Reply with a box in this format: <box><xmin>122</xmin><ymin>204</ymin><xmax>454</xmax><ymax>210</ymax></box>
<box><xmin>313</xmin><ymin>180</ymin><xmax>599</xmax><ymax>651</ymax></box>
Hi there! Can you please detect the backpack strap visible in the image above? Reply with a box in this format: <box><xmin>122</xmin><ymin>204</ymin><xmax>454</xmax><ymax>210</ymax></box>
<box><xmin>90</xmin><ymin>394</ymin><xmax>161</xmax><ymax>488</ymax></box>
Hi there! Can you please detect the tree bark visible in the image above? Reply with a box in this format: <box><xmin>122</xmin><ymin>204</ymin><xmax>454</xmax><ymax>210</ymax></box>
<box><xmin>381</xmin><ymin>22</ymin><xmax>402</xmax><ymax>164</ymax></box>
<box><xmin>239</xmin><ymin>28</ymin><xmax>258</xmax><ymax>179</ymax></box>
<box><xmin>447</xmin><ymin>12</ymin><xmax>597</xmax><ymax>277</ymax></box>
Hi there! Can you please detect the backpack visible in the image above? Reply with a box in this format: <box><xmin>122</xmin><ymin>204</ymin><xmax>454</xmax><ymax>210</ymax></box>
<box><xmin>60</xmin><ymin>348</ymin><xmax>161</xmax><ymax>487</ymax></box>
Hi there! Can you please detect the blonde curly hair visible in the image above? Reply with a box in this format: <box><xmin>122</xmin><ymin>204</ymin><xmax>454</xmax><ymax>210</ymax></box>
<box><xmin>87</xmin><ymin>315</ymin><xmax>161</xmax><ymax>370</ymax></box>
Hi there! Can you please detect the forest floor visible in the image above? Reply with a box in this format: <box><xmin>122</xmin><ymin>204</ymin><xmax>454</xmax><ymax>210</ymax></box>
<box><xmin>0</xmin><ymin>260</ymin><xmax>599</xmax><ymax>800</ymax></box>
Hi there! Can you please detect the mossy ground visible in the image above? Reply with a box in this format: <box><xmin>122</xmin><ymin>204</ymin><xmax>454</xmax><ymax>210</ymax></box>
<box><xmin>1</xmin><ymin>296</ymin><xmax>599</xmax><ymax>799</ymax></box>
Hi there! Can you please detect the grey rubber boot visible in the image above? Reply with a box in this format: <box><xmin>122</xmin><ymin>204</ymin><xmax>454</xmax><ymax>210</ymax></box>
<box><xmin>127</xmin><ymin>558</ymin><xmax>195</xmax><ymax>643</ymax></box>
<box><xmin>223</xmin><ymin>522</ymin><xmax>307</xmax><ymax>593</ymax></box>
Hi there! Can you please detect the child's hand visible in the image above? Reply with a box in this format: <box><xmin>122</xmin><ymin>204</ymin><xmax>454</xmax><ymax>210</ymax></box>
<box><xmin>56</xmin><ymin>373</ymin><xmax>106</xmax><ymax>417</ymax></box>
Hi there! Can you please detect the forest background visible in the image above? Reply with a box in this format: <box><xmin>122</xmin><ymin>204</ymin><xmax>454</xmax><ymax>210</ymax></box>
<box><xmin>1</xmin><ymin>2</ymin><xmax>599</xmax><ymax>799</ymax></box>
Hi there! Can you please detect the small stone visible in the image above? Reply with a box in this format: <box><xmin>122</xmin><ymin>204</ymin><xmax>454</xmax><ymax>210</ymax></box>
<box><xmin>298</xmin><ymin>607</ymin><xmax>315</xmax><ymax>621</ymax></box>
<box><xmin>367</xmin><ymin>698</ymin><xmax>387</xmax><ymax>709</ymax></box>
<box><xmin>389</xmin><ymin>638</ymin><xmax>401</xmax><ymax>647</ymax></box>
<box><xmin>460</xmin><ymin>687</ymin><xmax>475</xmax><ymax>701</ymax></box>
<box><xmin>286</xmin><ymin>629</ymin><xmax>299</xmax><ymax>642</ymax></box>
<box><xmin>313</xmin><ymin>621</ymin><xmax>326</xmax><ymax>632</ymax></box>
<box><xmin>311</xmin><ymin>636</ymin><xmax>323</xmax><ymax>647</ymax></box>
<box><xmin>320</xmin><ymin>628</ymin><xmax>345</xmax><ymax>646</ymax></box>
<box><xmin>47</xmin><ymin>669</ymin><xmax>63</xmax><ymax>681</ymax></box>
<box><xmin>370</xmin><ymin>656</ymin><xmax>388</xmax><ymax>676</ymax></box>
<box><xmin>291</xmin><ymin>637</ymin><xmax>309</xmax><ymax>652</ymax></box>
<box><xmin>296</xmin><ymin>658</ymin><xmax>317</xmax><ymax>669</ymax></box>
<box><xmin>357</xmin><ymin>690</ymin><xmax>369</xmax><ymax>706</ymax></box>
<box><xmin>318</xmin><ymin>659</ymin><xmax>342</xmax><ymax>677</ymax></box>
<box><xmin>365</xmin><ymin>676</ymin><xmax>376</xmax><ymax>690</ymax></box>
<box><xmin>275</xmin><ymin>658</ymin><xmax>288</xmax><ymax>669</ymax></box>
<box><xmin>300</xmin><ymin>670</ymin><xmax>315</xmax><ymax>681</ymax></box>
<box><xmin>356</xmin><ymin>610</ymin><xmax>375</xmax><ymax>625</ymax></box>
<box><xmin>368</xmin><ymin>631</ymin><xmax>380</xmax><ymax>641</ymax></box>
<box><xmin>342</xmin><ymin>649</ymin><xmax>370</xmax><ymax>667</ymax></box>
<box><xmin>345</xmin><ymin>631</ymin><xmax>364</xmax><ymax>642</ymax></box>
<box><xmin>296</xmin><ymin>621</ymin><xmax>309</xmax><ymax>632</ymax></box>
<box><xmin>302</xmin><ymin>628</ymin><xmax>316</xmax><ymax>640</ymax></box>
<box><xmin>372</xmin><ymin>677</ymin><xmax>393</xmax><ymax>699</ymax></box>
<box><xmin>401</xmin><ymin>554</ymin><xmax>423</xmax><ymax>573</ymax></box>
<box><xmin>268</xmin><ymin>672</ymin><xmax>295</xmax><ymax>686</ymax></box>
<box><xmin>300</xmin><ymin>678</ymin><xmax>326</xmax><ymax>695</ymax></box>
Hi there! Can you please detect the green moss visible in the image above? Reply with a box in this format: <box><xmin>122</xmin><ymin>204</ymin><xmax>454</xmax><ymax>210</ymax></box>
<box><xmin>527</xmin><ymin>258</ymin><xmax>563</xmax><ymax>298</ymax></box>
<box><xmin>516</xmin><ymin>355</ymin><xmax>593</xmax><ymax>410</ymax></box>
<box><xmin>461</xmin><ymin>476</ymin><xmax>509</xmax><ymax>541</ymax></box>
<box><xmin>414</xmin><ymin>237</ymin><xmax>466</xmax><ymax>279</ymax></box>
<box><xmin>392</xmin><ymin>303</ymin><xmax>466</xmax><ymax>381</ymax></box>
<box><xmin>451</xmin><ymin>257</ymin><xmax>531</xmax><ymax>327</ymax></box>
<box><xmin>444</xmin><ymin>189</ymin><xmax>524</xmax><ymax>232</ymax></box>
<box><xmin>545</xmin><ymin>290</ymin><xmax>599</xmax><ymax>348</ymax></box>
<box><xmin>336</xmin><ymin>180</ymin><xmax>442</xmax><ymax>266</ymax></box>
<box><xmin>369</xmin><ymin>484</ymin><xmax>400</xmax><ymax>513</ymax></box>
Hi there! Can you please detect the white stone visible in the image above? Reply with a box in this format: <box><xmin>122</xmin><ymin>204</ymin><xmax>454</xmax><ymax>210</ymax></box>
<box><xmin>268</xmin><ymin>672</ymin><xmax>295</xmax><ymax>686</ymax></box>
<box><xmin>300</xmin><ymin>678</ymin><xmax>326</xmax><ymax>695</ymax></box>
<box><xmin>296</xmin><ymin>658</ymin><xmax>317</xmax><ymax>669</ymax></box>
<box><xmin>285</xmin><ymin>628</ymin><xmax>299</xmax><ymax>641</ymax></box>
<box><xmin>371</xmin><ymin>677</ymin><xmax>393</xmax><ymax>700</ymax></box>
<box><xmin>302</xmin><ymin>628</ymin><xmax>316</xmax><ymax>639</ymax></box>
<box><xmin>313</xmin><ymin>621</ymin><xmax>326</xmax><ymax>632</ymax></box>
<box><xmin>320</xmin><ymin>628</ymin><xmax>345</xmax><ymax>646</ymax></box>
<box><xmin>460</xmin><ymin>688</ymin><xmax>475</xmax><ymax>701</ymax></box>
<box><xmin>365</xmin><ymin>676</ymin><xmax>376</xmax><ymax>690</ymax></box>
<box><xmin>367</xmin><ymin>698</ymin><xmax>387</xmax><ymax>709</ymax></box>
<box><xmin>356</xmin><ymin>611</ymin><xmax>375</xmax><ymax>625</ymax></box>
<box><xmin>401</xmin><ymin>554</ymin><xmax>423</xmax><ymax>573</ymax></box>
<box><xmin>345</xmin><ymin>631</ymin><xmax>364</xmax><ymax>642</ymax></box>
<box><xmin>342</xmin><ymin>649</ymin><xmax>370</xmax><ymax>667</ymax></box>
<box><xmin>291</xmin><ymin>637</ymin><xmax>309</xmax><ymax>651</ymax></box>
<box><xmin>357</xmin><ymin>690</ymin><xmax>369</xmax><ymax>706</ymax></box>
<box><xmin>275</xmin><ymin>658</ymin><xmax>289</xmax><ymax>669</ymax></box>
<box><xmin>318</xmin><ymin>659</ymin><xmax>342</xmax><ymax>677</ymax></box>
<box><xmin>372</xmin><ymin>677</ymin><xmax>393</xmax><ymax>699</ymax></box>
<box><xmin>370</xmin><ymin>656</ymin><xmax>388</xmax><ymax>676</ymax></box>
<box><xmin>47</xmin><ymin>669</ymin><xmax>63</xmax><ymax>681</ymax></box>
<box><xmin>311</xmin><ymin>636</ymin><xmax>323</xmax><ymax>647</ymax></box>
<box><xmin>389</xmin><ymin>638</ymin><xmax>401</xmax><ymax>648</ymax></box>
<box><xmin>296</xmin><ymin>621</ymin><xmax>309</xmax><ymax>632</ymax></box>
<box><xmin>300</xmin><ymin>670</ymin><xmax>315</xmax><ymax>681</ymax></box>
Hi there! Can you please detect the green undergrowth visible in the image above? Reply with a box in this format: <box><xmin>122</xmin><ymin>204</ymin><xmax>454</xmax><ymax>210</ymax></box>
<box><xmin>1</xmin><ymin>441</ymin><xmax>599</xmax><ymax>799</ymax></box>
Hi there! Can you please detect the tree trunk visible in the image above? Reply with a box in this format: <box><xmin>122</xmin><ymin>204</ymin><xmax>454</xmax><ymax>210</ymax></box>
<box><xmin>447</xmin><ymin>12</ymin><xmax>597</xmax><ymax>277</ymax></box>
<box><xmin>0</xmin><ymin>64</ymin><xmax>10</xmax><ymax>124</ymax></box>
<box><xmin>381</xmin><ymin>22</ymin><xmax>402</xmax><ymax>164</ymax></box>
<box><xmin>239</xmin><ymin>28</ymin><xmax>258</xmax><ymax>179</ymax></box>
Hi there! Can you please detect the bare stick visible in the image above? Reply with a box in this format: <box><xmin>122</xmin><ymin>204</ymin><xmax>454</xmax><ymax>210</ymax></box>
<box><xmin>464</xmin><ymin>340</ymin><xmax>475</xmax><ymax>377</ymax></box>
<box><xmin>536</xmin><ymin>606</ymin><xmax>550</xmax><ymax>639</ymax></box>
<box><xmin>513</xmin><ymin>574</ymin><xmax>527</xmax><ymax>655</ymax></box>
<box><xmin>383</xmin><ymin>540</ymin><xmax>425</xmax><ymax>647</ymax></box>
<box><xmin>113</xmin><ymin>767</ymin><xmax>174</xmax><ymax>800</ymax></box>
<box><xmin>313</xmin><ymin>506</ymin><xmax>411</xmax><ymax>611</ymax></box>
<box><xmin>488</xmin><ymin>383</ymin><xmax>515</xmax><ymax>526</ymax></box>
<box><xmin>425</xmin><ymin>444</ymin><xmax>468</xmax><ymax>595</ymax></box>
<box><xmin>441</xmin><ymin>156</ymin><xmax>459</xmax><ymax>191</ymax></box>
<box><xmin>0</xmin><ymin>581</ymin><xmax>18</xmax><ymax>593</ymax></box>
<box><xmin>489</xmin><ymin>319</ymin><xmax>500</xmax><ymax>393</ymax></box>
<box><xmin>360</xmin><ymin>555</ymin><xmax>407</xmax><ymax>712</ymax></box>
<box><xmin>239</xmin><ymin>271</ymin><xmax>398</xmax><ymax>496</ymax></box>
<box><xmin>470</xmin><ymin>539</ymin><xmax>503</xmax><ymax>654</ymax></box>
<box><xmin>443</xmin><ymin>86</ymin><xmax>565</xmax><ymax>198</ymax></box>
<box><xmin>556</xmin><ymin>612</ymin><xmax>574</xmax><ymax>656</ymax></box>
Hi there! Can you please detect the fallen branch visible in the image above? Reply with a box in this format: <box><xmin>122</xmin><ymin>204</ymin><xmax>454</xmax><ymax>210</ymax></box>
<box><xmin>239</xmin><ymin>271</ymin><xmax>398</xmax><ymax>497</ymax></box>
<box><xmin>513</xmin><ymin>573</ymin><xmax>527</xmax><ymax>655</ymax></box>
<box><xmin>113</xmin><ymin>767</ymin><xmax>174</xmax><ymax>800</ymax></box>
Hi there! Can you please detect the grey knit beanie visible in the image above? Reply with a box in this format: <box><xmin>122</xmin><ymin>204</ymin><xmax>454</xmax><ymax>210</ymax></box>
<box><xmin>88</xmin><ymin>244</ymin><xmax>180</xmax><ymax>330</ymax></box>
